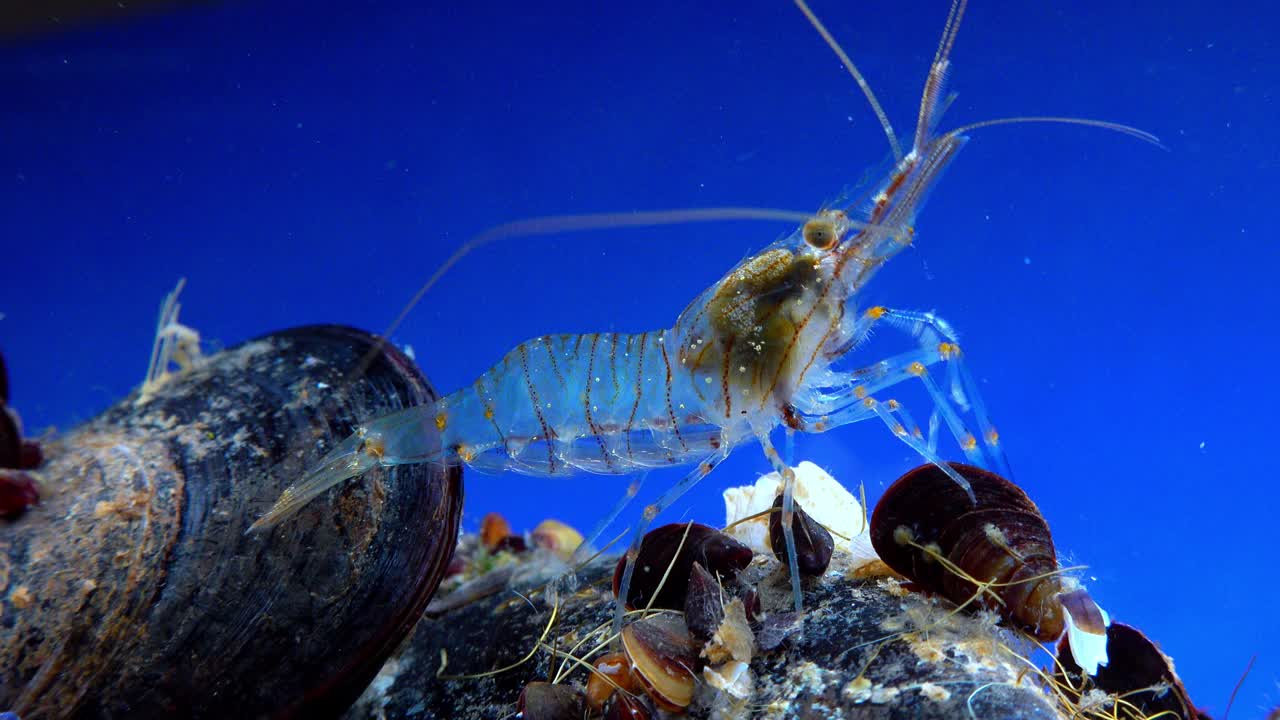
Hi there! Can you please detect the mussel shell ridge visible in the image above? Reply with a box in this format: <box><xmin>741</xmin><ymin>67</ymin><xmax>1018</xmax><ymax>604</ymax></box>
<box><xmin>0</xmin><ymin>325</ymin><xmax>463</xmax><ymax>718</ymax></box>
<box><xmin>870</xmin><ymin>462</ymin><xmax>1064</xmax><ymax>639</ymax></box>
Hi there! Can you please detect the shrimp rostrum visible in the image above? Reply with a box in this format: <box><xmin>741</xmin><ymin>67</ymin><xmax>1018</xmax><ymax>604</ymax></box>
<box><xmin>252</xmin><ymin>0</ymin><xmax>1156</xmax><ymax>615</ymax></box>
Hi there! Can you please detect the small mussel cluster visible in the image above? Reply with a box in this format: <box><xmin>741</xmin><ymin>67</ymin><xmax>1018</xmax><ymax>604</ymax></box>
<box><xmin>517</xmin><ymin>502</ymin><xmax>832</xmax><ymax>720</ymax></box>
<box><xmin>0</xmin><ymin>352</ymin><xmax>42</xmax><ymax>519</ymax></box>
<box><xmin>870</xmin><ymin>462</ymin><xmax>1205</xmax><ymax>720</ymax></box>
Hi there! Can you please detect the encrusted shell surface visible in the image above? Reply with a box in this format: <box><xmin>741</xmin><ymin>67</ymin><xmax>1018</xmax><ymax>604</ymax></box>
<box><xmin>0</xmin><ymin>325</ymin><xmax>463</xmax><ymax>718</ymax></box>
<box><xmin>870</xmin><ymin>462</ymin><xmax>1065</xmax><ymax>641</ymax></box>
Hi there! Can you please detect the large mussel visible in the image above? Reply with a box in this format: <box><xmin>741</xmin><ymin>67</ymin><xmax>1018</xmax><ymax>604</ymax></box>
<box><xmin>0</xmin><ymin>326</ymin><xmax>462</xmax><ymax>718</ymax></box>
<box><xmin>870</xmin><ymin>461</ymin><xmax>1066</xmax><ymax>641</ymax></box>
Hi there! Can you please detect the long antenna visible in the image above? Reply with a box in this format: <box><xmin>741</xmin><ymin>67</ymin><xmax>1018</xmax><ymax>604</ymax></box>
<box><xmin>793</xmin><ymin>0</ymin><xmax>903</xmax><ymax>162</ymax></box>
<box><xmin>947</xmin><ymin>116</ymin><xmax>1164</xmax><ymax>149</ymax></box>
<box><xmin>348</xmin><ymin>207</ymin><xmax>822</xmax><ymax>382</ymax></box>
<box><xmin>915</xmin><ymin>0</ymin><xmax>968</xmax><ymax>151</ymax></box>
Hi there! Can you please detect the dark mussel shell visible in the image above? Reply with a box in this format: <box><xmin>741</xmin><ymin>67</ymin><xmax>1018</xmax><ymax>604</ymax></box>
<box><xmin>0</xmin><ymin>325</ymin><xmax>462</xmax><ymax>719</ymax></box>
<box><xmin>620</xmin><ymin>613</ymin><xmax>700</xmax><ymax>712</ymax></box>
<box><xmin>0</xmin><ymin>403</ymin><xmax>19</xmax><ymax>469</ymax></box>
<box><xmin>870</xmin><ymin>462</ymin><xmax>1064</xmax><ymax>640</ymax></box>
<box><xmin>0</xmin><ymin>471</ymin><xmax>38</xmax><ymax>519</ymax></box>
<box><xmin>684</xmin><ymin>561</ymin><xmax>725</xmax><ymax>642</ymax></box>
<box><xmin>612</xmin><ymin>522</ymin><xmax>752</xmax><ymax>610</ymax></box>
<box><xmin>1056</xmin><ymin>623</ymin><xmax>1207</xmax><ymax>720</ymax></box>
<box><xmin>768</xmin><ymin>495</ymin><xmax>834</xmax><ymax>576</ymax></box>
<box><xmin>1</xmin><ymin>351</ymin><xmax>43</xmax><ymax>518</ymax></box>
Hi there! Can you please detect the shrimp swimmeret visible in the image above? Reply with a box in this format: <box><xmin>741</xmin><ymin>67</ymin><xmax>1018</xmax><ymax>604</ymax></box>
<box><xmin>251</xmin><ymin>0</ymin><xmax>1158</xmax><ymax>617</ymax></box>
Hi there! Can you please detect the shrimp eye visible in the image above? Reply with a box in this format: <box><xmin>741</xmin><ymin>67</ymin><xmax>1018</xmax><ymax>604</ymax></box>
<box><xmin>803</xmin><ymin>218</ymin><xmax>839</xmax><ymax>250</ymax></box>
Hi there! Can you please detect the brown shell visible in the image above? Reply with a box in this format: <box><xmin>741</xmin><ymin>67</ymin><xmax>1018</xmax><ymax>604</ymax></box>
<box><xmin>1056</xmin><ymin>622</ymin><xmax>1205</xmax><ymax>720</ymax></box>
<box><xmin>0</xmin><ymin>325</ymin><xmax>463</xmax><ymax>718</ymax></box>
<box><xmin>870</xmin><ymin>462</ymin><xmax>1064</xmax><ymax>640</ymax></box>
<box><xmin>480</xmin><ymin>511</ymin><xmax>514</xmax><ymax>551</ymax></box>
<box><xmin>612</xmin><ymin>522</ymin><xmax>752</xmax><ymax>610</ymax></box>
<box><xmin>585</xmin><ymin>652</ymin><xmax>639</xmax><ymax>712</ymax></box>
<box><xmin>620</xmin><ymin>614</ymin><xmax>699</xmax><ymax>712</ymax></box>
<box><xmin>683</xmin><ymin>561</ymin><xmax>725</xmax><ymax>642</ymax></box>
<box><xmin>517</xmin><ymin>681</ymin><xmax>586</xmax><ymax>720</ymax></box>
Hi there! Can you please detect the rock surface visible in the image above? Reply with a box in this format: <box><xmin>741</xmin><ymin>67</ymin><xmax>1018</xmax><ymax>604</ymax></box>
<box><xmin>347</xmin><ymin>548</ymin><xmax>1066</xmax><ymax>720</ymax></box>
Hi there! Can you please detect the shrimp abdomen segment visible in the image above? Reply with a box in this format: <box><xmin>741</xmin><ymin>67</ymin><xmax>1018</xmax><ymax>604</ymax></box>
<box><xmin>438</xmin><ymin>331</ymin><xmax>723</xmax><ymax>476</ymax></box>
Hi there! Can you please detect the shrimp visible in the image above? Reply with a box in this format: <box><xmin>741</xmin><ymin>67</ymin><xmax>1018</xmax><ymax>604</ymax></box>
<box><xmin>250</xmin><ymin>0</ymin><xmax>1157</xmax><ymax>621</ymax></box>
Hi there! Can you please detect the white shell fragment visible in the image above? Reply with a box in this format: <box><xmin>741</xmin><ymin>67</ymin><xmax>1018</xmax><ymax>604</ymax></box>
<box><xmin>1060</xmin><ymin>589</ymin><xmax>1111</xmax><ymax>676</ymax></box>
<box><xmin>703</xmin><ymin>660</ymin><xmax>753</xmax><ymax>700</ymax></box>
<box><xmin>723</xmin><ymin>461</ymin><xmax>878</xmax><ymax>568</ymax></box>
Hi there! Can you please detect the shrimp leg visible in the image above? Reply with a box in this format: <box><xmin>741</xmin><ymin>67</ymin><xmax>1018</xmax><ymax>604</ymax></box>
<box><xmin>552</xmin><ymin>472</ymin><xmax>647</xmax><ymax>598</ymax></box>
<box><xmin>612</xmin><ymin>443</ymin><xmax>731</xmax><ymax>637</ymax></box>
<box><xmin>841</xmin><ymin>307</ymin><xmax>1008</xmax><ymax>474</ymax></box>
<box><xmin>757</xmin><ymin>428</ymin><xmax>806</xmax><ymax>613</ymax></box>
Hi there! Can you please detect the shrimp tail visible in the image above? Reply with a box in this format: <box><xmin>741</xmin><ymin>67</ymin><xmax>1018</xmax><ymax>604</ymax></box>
<box><xmin>248</xmin><ymin>403</ymin><xmax>446</xmax><ymax>532</ymax></box>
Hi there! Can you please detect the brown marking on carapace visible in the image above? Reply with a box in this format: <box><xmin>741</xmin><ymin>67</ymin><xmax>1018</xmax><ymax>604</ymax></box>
<box><xmin>795</xmin><ymin>302</ymin><xmax>845</xmax><ymax>391</ymax></box>
<box><xmin>658</xmin><ymin>336</ymin><xmax>687</xmax><ymax>452</ymax></box>
<box><xmin>477</xmin><ymin>371</ymin><xmax>511</xmax><ymax>454</ymax></box>
<box><xmin>870</xmin><ymin>165</ymin><xmax>912</xmax><ymax>223</ymax></box>
<box><xmin>781</xmin><ymin>403</ymin><xmax>804</xmax><ymax>431</ymax></box>
<box><xmin>759</xmin><ymin>282</ymin><xmax>828</xmax><ymax>409</ymax></box>
<box><xmin>542</xmin><ymin>335</ymin><xmax>567</xmax><ymax>390</ymax></box>
<box><xmin>518</xmin><ymin>342</ymin><xmax>558</xmax><ymax>473</ymax></box>
<box><xmin>624</xmin><ymin>331</ymin><xmax>649</xmax><ymax>461</ymax></box>
<box><xmin>584</xmin><ymin>333</ymin><xmax>616</xmax><ymax>470</ymax></box>
<box><xmin>684</xmin><ymin>247</ymin><xmax>793</xmax><ymax>360</ymax></box>
<box><xmin>692</xmin><ymin>340</ymin><xmax>712</xmax><ymax>371</ymax></box>
<box><xmin>720</xmin><ymin>335</ymin><xmax>735</xmax><ymax>419</ymax></box>
<box><xmin>608</xmin><ymin>332</ymin><xmax>622</xmax><ymax>404</ymax></box>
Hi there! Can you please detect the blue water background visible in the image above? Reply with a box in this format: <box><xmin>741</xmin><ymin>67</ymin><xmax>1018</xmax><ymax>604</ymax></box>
<box><xmin>4</xmin><ymin>0</ymin><xmax>1276</xmax><ymax>714</ymax></box>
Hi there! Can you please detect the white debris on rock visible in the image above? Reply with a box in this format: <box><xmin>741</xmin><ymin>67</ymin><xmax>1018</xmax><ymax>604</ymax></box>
<box><xmin>723</xmin><ymin>461</ymin><xmax>879</xmax><ymax>570</ymax></box>
<box><xmin>918</xmin><ymin>682</ymin><xmax>951</xmax><ymax>702</ymax></box>
<box><xmin>704</xmin><ymin>659</ymin><xmax>754</xmax><ymax>699</ymax></box>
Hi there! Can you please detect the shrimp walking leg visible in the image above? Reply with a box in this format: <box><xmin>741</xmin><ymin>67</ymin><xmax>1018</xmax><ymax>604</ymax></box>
<box><xmin>849</xmin><ymin>307</ymin><xmax>1010</xmax><ymax>476</ymax></box>
<box><xmin>612</xmin><ymin>444</ymin><xmax>731</xmax><ymax>637</ymax></box>
<box><xmin>552</xmin><ymin>473</ymin><xmax>647</xmax><ymax>598</ymax></box>
<box><xmin>757</xmin><ymin>428</ymin><xmax>805</xmax><ymax>613</ymax></box>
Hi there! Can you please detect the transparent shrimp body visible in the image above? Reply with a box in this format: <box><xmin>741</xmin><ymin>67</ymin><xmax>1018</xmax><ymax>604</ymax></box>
<box><xmin>253</xmin><ymin>0</ymin><xmax>1155</xmax><ymax>623</ymax></box>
